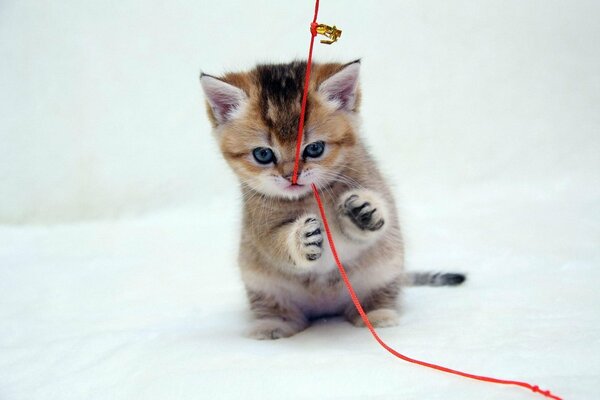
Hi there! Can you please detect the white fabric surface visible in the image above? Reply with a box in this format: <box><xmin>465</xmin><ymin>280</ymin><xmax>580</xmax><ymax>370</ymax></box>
<box><xmin>1</xmin><ymin>1</ymin><xmax>599</xmax><ymax>399</ymax></box>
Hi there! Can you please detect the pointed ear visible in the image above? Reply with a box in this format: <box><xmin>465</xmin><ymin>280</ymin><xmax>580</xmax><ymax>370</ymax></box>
<box><xmin>200</xmin><ymin>74</ymin><xmax>248</xmax><ymax>125</ymax></box>
<box><xmin>318</xmin><ymin>61</ymin><xmax>361</xmax><ymax>112</ymax></box>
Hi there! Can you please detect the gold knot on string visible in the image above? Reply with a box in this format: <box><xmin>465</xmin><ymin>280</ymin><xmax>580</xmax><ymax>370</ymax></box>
<box><xmin>311</xmin><ymin>23</ymin><xmax>342</xmax><ymax>44</ymax></box>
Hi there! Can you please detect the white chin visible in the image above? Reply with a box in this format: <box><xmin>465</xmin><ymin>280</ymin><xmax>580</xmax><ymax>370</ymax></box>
<box><xmin>277</xmin><ymin>185</ymin><xmax>311</xmax><ymax>199</ymax></box>
<box><xmin>251</xmin><ymin>178</ymin><xmax>315</xmax><ymax>199</ymax></box>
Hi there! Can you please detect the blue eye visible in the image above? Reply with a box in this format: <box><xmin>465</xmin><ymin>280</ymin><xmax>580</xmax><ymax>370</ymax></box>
<box><xmin>303</xmin><ymin>141</ymin><xmax>325</xmax><ymax>159</ymax></box>
<box><xmin>252</xmin><ymin>147</ymin><xmax>276</xmax><ymax>164</ymax></box>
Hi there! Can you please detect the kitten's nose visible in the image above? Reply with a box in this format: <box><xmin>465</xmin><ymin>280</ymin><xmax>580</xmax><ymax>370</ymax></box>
<box><xmin>283</xmin><ymin>174</ymin><xmax>293</xmax><ymax>182</ymax></box>
<box><xmin>281</xmin><ymin>162</ymin><xmax>297</xmax><ymax>183</ymax></box>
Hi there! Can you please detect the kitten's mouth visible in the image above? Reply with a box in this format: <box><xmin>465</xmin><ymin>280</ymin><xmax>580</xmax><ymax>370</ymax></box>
<box><xmin>284</xmin><ymin>183</ymin><xmax>305</xmax><ymax>191</ymax></box>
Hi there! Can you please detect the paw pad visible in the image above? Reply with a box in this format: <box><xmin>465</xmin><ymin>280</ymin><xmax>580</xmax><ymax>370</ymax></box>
<box><xmin>294</xmin><ymin>215</ymin><xmax>323</xmax><ymax>263</ymax></box>
<box><xmin>343</xmin><ymin>194</ymin><xmax>385</xmax><ymax>231</ymax></box>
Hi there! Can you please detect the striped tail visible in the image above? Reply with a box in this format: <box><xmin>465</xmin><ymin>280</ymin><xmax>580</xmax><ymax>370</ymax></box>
<box><xmin>402</xmin><ymin>271</ymin><xmax>466</xmax><ymax>287</ymax></box>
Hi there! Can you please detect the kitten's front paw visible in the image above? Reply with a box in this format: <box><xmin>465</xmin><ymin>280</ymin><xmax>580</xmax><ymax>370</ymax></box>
<box><xmin>338</xmin><ymin>190</ymin><xmax>388</xmax><ymax>241</ymax></box>
<box><xmin>287</xmin><ymin>214</ymin><xmax>323</xmax><ymax>267</ymax></box>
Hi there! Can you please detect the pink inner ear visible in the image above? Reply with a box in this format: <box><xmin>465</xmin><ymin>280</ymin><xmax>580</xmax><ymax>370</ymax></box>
<box><xmin>201</xmin><ymin>76</ymin><xmax>246</xmax><ymax>124</ymax></box>
<box><xmin>327</xmin><ymin>81</ymin><xmax>355</xmax><ymax>109</ymax></box>
<box><xmin>318</xmin><ymin>62</ymin><xmax>360</xmax><ymax>111</ymax></box>
<box><xmin>209</xmin><ymin>91</ymin><xmax>239</xmax><ymax>120</ymax></box>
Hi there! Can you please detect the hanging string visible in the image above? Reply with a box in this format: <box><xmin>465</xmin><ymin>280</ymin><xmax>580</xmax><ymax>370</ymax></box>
<box><xmin>291</xmin><ymin>0</ymin><xmax>320</xmax><ymax>185</ymax></box>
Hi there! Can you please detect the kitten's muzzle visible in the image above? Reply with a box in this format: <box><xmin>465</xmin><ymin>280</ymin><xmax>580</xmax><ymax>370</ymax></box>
<box><xmin>282</xmin><ymin>173</ymin><xmax>304</xmax><ymax>186</ymax></box>
<box><xmin>280</xmin><ymin>162</ymin><xmax>302</xmax><ymax>184</ymax></box>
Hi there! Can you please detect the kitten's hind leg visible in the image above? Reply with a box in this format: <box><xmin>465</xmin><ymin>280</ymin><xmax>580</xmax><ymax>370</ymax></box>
<box><xmin>248</xmin><ymin>318</ymin><xmax>307</xmax><ymax>340</ymax></box>
<box><xmin>246</xmin><ymin>289</ymin><xmax>308</xmax><ymax>340</ymax></box>
<box><xmin>344</xmin><ymin>279</ymin><xmax>401</xmax><ymax>328</ymax></box>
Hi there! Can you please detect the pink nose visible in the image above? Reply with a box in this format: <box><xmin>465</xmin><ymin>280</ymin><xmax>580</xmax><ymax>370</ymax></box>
<box><xmin>280</xmin><ymin>162</ymin><xmax>298</xmax><ymax>182</ymax></box>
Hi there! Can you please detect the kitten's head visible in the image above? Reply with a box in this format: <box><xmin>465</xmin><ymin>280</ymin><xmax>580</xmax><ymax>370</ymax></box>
<box><xmin>200</xmin><ymin>60</ymin><xmax>361</xmax><ymax>200</ymax></box>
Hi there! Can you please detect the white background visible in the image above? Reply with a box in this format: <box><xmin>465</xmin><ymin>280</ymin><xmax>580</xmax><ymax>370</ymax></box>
<box><xmin>1</xmin><ymin>1</ymin><xmax>599</xmax><ymax>399</ymax></box>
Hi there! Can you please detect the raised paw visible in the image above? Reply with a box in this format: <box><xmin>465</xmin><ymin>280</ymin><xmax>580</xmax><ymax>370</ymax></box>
<box><xmin>343</xmin><ymin>194</ymin><xmax>385</xmax><ymax>231</ymax></box>
<box><xmin>338</xmin><ymin>190</ymin><xmax>388</xmax><ymax>241</ymax></box>
<box><xmin>287</xmin><ymin>214</ymin><xmax>324</xmax><ymax>267</ymax></box>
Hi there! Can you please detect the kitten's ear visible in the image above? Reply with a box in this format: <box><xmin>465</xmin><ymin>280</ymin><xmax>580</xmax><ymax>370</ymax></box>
<box><xmin>200</xmin><ymin>73</ymin><xmax>248</xmax><ymax>125</ymax></box>
<box><xmin>318</xmin><ymin>60</ymin><xmax>361</xmax><ymax>112</ymax></box>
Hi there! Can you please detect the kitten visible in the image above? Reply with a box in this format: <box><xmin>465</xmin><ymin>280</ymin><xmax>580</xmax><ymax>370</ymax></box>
<box><xmin>200</xmin><ymin>60</ymin><xmax>464</xmax><ymax>340</ymax></box>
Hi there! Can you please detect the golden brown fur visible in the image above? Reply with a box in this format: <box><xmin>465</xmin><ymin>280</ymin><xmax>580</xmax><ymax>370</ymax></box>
<box><xmin>201</xmin><ymin>60</ymin><xmax>405</xmax><ymax>339</ymax></box>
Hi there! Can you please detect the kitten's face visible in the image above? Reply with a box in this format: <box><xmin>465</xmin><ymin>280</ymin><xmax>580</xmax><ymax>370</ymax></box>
<box><xmin>201</xmin><ymin>61</ymin><xmax>361</xmax><ymax>200</ymax></box>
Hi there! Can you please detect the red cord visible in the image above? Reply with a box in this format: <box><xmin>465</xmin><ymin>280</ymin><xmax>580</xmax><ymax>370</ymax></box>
<box><xmin>311</xmin><ymin>184</ymin><xmax>561</xmax><ymax>400</ymax></box>
<box><xmin>290</xmin><ymin>1</ymin><xmax>563</xmax><ymax>399</ymax></box>
<box><xmin>291</xmin><ymin>0</ymin><xmax>320</xmax><ymax>185</ymax></box>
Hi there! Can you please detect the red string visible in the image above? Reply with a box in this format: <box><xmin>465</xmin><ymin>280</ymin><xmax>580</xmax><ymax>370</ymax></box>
<box><xmin>290</xmin><ymin>1</ymin><xmax>562</xmax><ymax>399</ymax></box>
<box><xmin>310</xmin><ymin>184</ymin><xmax>561</xmax><ymax>400</ymax></box>
<box><xmin>291</xmin><ymin>0</ymin><xmax>320</xmax><ymax>185</ymax></box>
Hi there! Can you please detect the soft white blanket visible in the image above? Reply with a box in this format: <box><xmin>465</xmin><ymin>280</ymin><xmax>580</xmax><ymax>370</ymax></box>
<box><xmin>1</xmin><ymin>0</ymin><xmax>598</xmax><ymax>399</ymax></box>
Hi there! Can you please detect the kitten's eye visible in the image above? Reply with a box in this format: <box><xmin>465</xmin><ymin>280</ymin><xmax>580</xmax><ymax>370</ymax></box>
<box><xmin>303</xmin><ymin>141</ymin><xmax>325</xmax><ymax>159</ymax></box>
<box><xmin>252</xmin><ymin>147</ymin><xmax>276</xmax><ymax>164</ymax></box>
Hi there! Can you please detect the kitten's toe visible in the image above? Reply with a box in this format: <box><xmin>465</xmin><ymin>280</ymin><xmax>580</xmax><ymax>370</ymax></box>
<box><xmin>288</xmin><ymin>214</ymin><xmax>323</xmax><ymax>267</ymax></box>
<box><xmin>352</xmin><ymin>308</ymin><xmax>399</xmax><ymax>328</ymax></box>
<box><xmin>247</xmin><ymin>319</ymin><xmax>300</xmax><ymax>340</ymax></box>
<box><xmin>343</xmin><ymin>194</ymin><xmax>385</xmax><ymax>231</ymax></box>
<box><xmin>338</xmin><ymin>190</ymin><xmax>388</xmax><ymax>241</ymax></box>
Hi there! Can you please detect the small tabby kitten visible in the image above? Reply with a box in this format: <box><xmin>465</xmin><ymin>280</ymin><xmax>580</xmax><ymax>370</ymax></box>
<box><xmin>200</xmin><ymin>60</ymin><xmax>464</xmax><ymax>340</ymax></box>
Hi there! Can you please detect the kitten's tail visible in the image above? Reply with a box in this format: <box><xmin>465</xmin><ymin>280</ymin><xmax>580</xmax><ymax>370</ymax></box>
<box><xmin>401</xmin><ymin>271</ymin><xmax>466</xmax><ymax>287</ymax></box>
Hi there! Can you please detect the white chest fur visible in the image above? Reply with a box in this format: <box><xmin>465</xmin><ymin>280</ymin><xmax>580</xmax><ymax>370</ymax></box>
<box><xmin>243</xmin><ymin>194</ymin><xmax>401</xmax><ymax>318</ymax></box>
